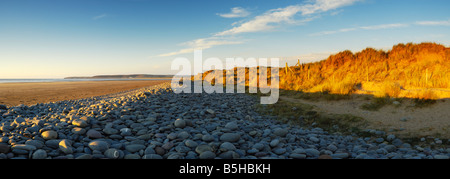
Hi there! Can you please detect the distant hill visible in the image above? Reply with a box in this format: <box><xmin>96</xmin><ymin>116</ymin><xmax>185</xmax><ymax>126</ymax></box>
<box><xmin>65</xmin><ymin>74</ymin><xmax>173</xmax><ymax>79</ymax></box>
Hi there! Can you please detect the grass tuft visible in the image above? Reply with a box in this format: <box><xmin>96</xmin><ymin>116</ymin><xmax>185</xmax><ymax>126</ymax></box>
<box><xmin>360</xmin><ymin>96</ymin><xmax>392</xmax><ymax>111</ymax></box>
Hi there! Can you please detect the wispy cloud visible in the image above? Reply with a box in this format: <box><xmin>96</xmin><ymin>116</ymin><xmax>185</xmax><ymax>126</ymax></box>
<box><xmin>365</xmin><ymin>23</ymin><xmax>406</xmax><ymax>30</ymax></box>
<box><xmin>217</xmin><ymin>7</ymin><xmax>250</xmax><ymax>18</ymax></box>
<box><xmin>360</xmin><ymin>23</ymin><xmax>409</xmax><ymax>30</ymax></box>
<box><xmin>158</xmin><ymin>0</ymin><xmax>360</xmax><ymax>57</ymax></box>
<box><xmin>158</xmin><ymin>37</ymin><xmax>245</xmax><ymax>57</ymax></box>
<box><xmin>415</xmin><ymin>19</ymin><xmax>450</xmax><ymax>26</ymax></box>
<box><xmin>311</xmin><ymin>19</ymin><xmax>450</xmax><ymax>36</ymax></box>
<box><xmin>215</xmin><ymin>0</ymin><xmax>359</xmax><ymax>36</ymax></box>
<box><xmin>298</xmin><ymin>0</ymin><xmax>360</xmax><ymax>16</ymax></box>
<box><xmin>92</xmin><ymin>13</ymin><xmax>108</xmax><ymax>20</ymax></box>
<box><xmin>310</xmin><ymin>23</ymin><xmax>409</xmax><ymax>36</ymax></box>
<box><xmin>215</xmin><ymin>5</ymin><xmax>304</xmax><ymax>36</ymax></box>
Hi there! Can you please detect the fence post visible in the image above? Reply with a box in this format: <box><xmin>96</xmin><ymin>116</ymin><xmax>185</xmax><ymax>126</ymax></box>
<box><xmin>285</xmin><ymin>62</ymin><xmax>289</xmax><ymax>74</ymax></box>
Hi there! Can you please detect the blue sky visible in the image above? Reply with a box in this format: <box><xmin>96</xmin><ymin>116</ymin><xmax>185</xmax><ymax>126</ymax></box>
<box><xmin>0</xmin><ymin>0</ymin><xmax>449</xmax><ymax>78</ymax></box>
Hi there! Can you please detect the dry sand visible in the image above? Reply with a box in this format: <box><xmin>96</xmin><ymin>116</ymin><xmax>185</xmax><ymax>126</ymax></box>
<box><xmin>0</xmin><ymin>80</ymin><xmax>170</xmax><ymax>107</ymax></box>
<box><xmin>280</xmin><ymin>96</ymin><xmax>450</xmax><ymax>138</ymax></box>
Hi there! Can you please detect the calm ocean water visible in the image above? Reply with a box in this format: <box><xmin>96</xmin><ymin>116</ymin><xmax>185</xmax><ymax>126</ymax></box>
<box><xmin>0</xmin><ymin>78</ymin><xmax>169</xmax><ymax>83</ymax></box>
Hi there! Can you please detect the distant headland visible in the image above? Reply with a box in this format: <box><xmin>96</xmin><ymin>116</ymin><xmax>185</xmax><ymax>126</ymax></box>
<box><xmin>64</xmin><ymin>74</ymin><xmax>174</xmax><ymax>79</ymax></box>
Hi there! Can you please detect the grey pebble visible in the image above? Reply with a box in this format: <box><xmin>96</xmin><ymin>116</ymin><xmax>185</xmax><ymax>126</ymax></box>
<box><xmin>143</xmin><ymin>154</ymin><xmax>163</xmax><ymax>159</ymax></box>
<box><xmin>252</xmin><ymin>143</ymin><xmax>265</xmax><ymax>151</ymax></box>
<box><xmin>105</xmin><ymin>148</ymin><xmax>120</xmax><ymax>159</ymax></box>
<box><xmin>32</xmin><ymin>149</ymin><xmax>47</xmax><ymax>159</ymax></box>
<box><xmin>184</xmin><ymin>140</ymin><xmax>198</xmax><ymax>148</ymax></box>
<box><xmin>220</xmin><ymin>133</ymin><xmax>240</xmax><ymax>142</ymax></box>
<box><xmin>125</xmin><ymin>144</ymin><xmax>146</xmax><ymax>153</ymax></box>
<box><xmin>289</xmin><ymin>153</ymin><xmax>306</xmax><ymax>159</ymax></box>
<box><xmin>225</xmin><ymin>122</ymin><xmax>238</xmax><ymax>130</ymax></box>
<box><xmin>220</xmin><ymin>142</ymin><xmax>236</xmax><ymax>151</ymax></box>
<box><xmin>12</xmin><ymin>144</ymin><xmax>36</xmax><ymax>151</ymax></box>
<box><xmin>174</xmin><ymin>119</ymin><xmax>186</xmax><ymax>128</ymax></box>
<box><xmin>273</xmin><ymin>148</ymin><xmax>286</xmax><ymax>155</ymax></box>
<box><xmin>270</xmin><ymin>139</ymin><xmax>280</xmax><ymax>148</ymax></box>
<box><xmin>88</xmin><ymin>140</ymin><xmax>109</xmax><ymax>152</ymax></box>
<box><xmin>202</xmin><ymin>135</ymin><xmax>215</xmax><ymax>142</ymax></box>
<box><xmin>273</xmin><ymin>128</ymin><xmax>288</xmax><ymax>137</ymax></box>
<box><xmin>124</xmin><ymin>154</ymin><xmax>141</xmax><ymax>159</ymax></box>
<box><xmin>195</xmin><ymin>144</ymin><xmax>213</xmax><ymax>154</ymax></box>
<box><xmin>305</xmin><ymin>148</ymin><xmax>320</xmax><ymax>157</ymax></box>
<box><xmin>199</xmin><ymin>151</ymin><xmax>216</xmax><ymax>159</ymax></box>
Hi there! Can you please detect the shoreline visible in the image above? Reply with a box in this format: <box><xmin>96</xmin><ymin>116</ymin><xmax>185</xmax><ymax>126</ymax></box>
<box><xmin>0</xmin><ymin>80</ymin><xmax>170</xmax><ymax>107</ymax></box>
<box><xmin>0</xmin><ymin>78</ymin><xmax>172</xmax><ymax>84</ymax></box>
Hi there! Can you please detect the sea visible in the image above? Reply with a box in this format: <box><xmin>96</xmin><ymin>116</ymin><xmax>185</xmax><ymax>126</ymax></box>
<box><xmin>0</xmin><ymin>78</ymin><xmax>170</xmax><ymax>83</ymax></box>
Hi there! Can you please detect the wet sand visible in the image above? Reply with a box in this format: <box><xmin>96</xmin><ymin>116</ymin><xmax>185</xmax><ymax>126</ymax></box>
<box><xmin>0</xmin><ymin>80</ymin><xmax>170</xmax><ymax>107</ymax></box>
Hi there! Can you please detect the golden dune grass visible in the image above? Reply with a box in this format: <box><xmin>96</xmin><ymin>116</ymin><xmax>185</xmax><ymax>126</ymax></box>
<box><xmin>279</xmin><ymin>42</ymin><xmax>450</xmax><ymax>99</ymax></box>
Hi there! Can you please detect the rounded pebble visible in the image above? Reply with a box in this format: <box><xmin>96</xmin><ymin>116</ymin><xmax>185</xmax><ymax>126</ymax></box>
<box><xmin>41</xmin><ymin>130</ymin><xmax>58</xmax><ymax>140</ymax></box>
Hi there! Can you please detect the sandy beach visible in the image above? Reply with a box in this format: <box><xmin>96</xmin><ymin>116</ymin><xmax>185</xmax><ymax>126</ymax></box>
<box><xmin>0</xmin><ymin>80</ymin><xmax>170</xmax><ymax>107</ymax></box>
<box><xmin>280</xmin><ymin>96</ymin><xmax>450</xmax><ymax>138</ymax></box>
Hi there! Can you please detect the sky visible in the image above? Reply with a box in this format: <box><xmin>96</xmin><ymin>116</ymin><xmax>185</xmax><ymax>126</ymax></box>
<box><xmin>0</xmin><ymin>0</ymin><xmax>449</xmax><ymax>78</ymax></box>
